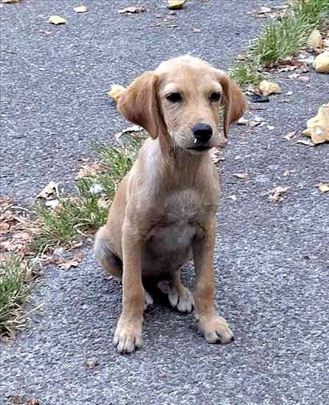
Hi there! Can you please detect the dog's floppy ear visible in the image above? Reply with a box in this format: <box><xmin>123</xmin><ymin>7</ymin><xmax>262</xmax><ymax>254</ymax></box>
<box><xmin>117</xmin><ymin>71</ymin><xmax>166</xmax><ymax>139</ymax></box>
<box><xmin>218</xmin><ymin>74</ymin><xmax>247</xmax><ymax>137</ymax></box>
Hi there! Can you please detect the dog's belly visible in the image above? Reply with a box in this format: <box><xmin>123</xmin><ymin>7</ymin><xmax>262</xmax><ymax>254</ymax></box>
<box><xmin>142</xmin><ymin>222</ymin><xmax>195</xmax><ymax>276</ymax></box>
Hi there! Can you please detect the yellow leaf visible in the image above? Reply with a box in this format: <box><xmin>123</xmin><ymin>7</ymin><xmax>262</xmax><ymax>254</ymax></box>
<box><xmin>48</xmin><ymin>15</ymin><xmax>66</xmax><ymax>25</ymax></box>
<box><xmin>258</xmin><ymin>80</ymin><xmax>281</xmax><ymax>96</ymax></box>
<box><xmin>307</xmin><ymin>29</ymin><xmax>323</xmax><ymax>50</ymax></box>
<box><xmin>233</xmin><ymin>173</ymin><xmax>248</xmax><ymax>179</ymax></box>
<box><xmin>268</xmin><ymin>186</ymin><xmax>289</xmax><ymax>202</ymax></box>
<box><xmin>73</xmin><ymin>5</ymin><xmax>88</xmax><ymax>13</ymax></box>
<box><xmin>37</xmin><ymin>181</ymin><xmax>59</xmax><ymax>199</ymax></box>
<box><xmin>318</xmin><ymin>182</ymin><xmax>329</xmax><ymax>193</ymax></box>
<box><xmin>118</xmin><ymin>6</ymin><xmax>147</xmax><ymax>14</ymax></box>
<box><xmin>313</xmin><ymin>51</ymin><xmax>329</xmax><ymax>73</ymax></box>
<box><xmin>302</xmin><ymin>103</ymin><xmax>329</xmax><ymax>144</ymax></box>
<box><xmin>168</xmin><ymin>0</ymin><xmax>186</xmax><ymax>10</ymax></box>
<box><xmin>107</xmin><ymin>84</ymin><xmax>126</xmax><ymax>102</ymax></box>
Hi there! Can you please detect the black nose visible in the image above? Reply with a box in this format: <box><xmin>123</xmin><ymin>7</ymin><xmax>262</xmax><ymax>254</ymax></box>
<box><xmin>192</xmin><ymin>123</ymin><xmax>213</xmax><ymax>143</ymax></box>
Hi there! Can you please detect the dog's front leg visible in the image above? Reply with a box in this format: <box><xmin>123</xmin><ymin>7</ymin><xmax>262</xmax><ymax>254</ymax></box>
<box><xmin>113</xmin><ymin>221</ymin><xmax>144</xmax><ymax>354</ymax></box>
<box><xmin>192</xmin><ymin>219</ymin><xmax>234</xmax><ymax>344</ymax></box>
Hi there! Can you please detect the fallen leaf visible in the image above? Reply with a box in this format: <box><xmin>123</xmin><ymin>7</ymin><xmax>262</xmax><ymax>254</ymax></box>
<box><xmin>48</xmin><ymin>15</ymin><xmax>66</xmax><ymax>25</ymax></box>
<box><xmin>37</xmin><ymin>181</ymin><xmax>59</xmax><ymax>199</ymax></box>
<box><xmin>26</xmin><ymin>400</ymin><xmax>40</xmax><ymax>405</ymax></box>
<box><xmin>233</xmin><ymin>172</ymin><xmax>248</xmax><ymax>179</ymax></box>
<box><xmin>268</xmin><ymin>186</ymin><xmax>289</xmax><ymax>202</ymax></box>
<box><xmin>45</xmin><ymin>199</ymin><xmax>60</xmax><ymax>209</ymax></box>
<box><xmin>0</xmin><ymin>222</ymin><xmax>10</xmax><ymax>234</ymax></box>
<box><xmin>318</xmin><ymin>182</ymin><xmax>329</xmax><ymax>193</ymax></box>
<box><xmin>73</xmin><ymin>5</ymin><xmax>88</xmax><ymax>13</ymax></box>
<box><xmin>277</xmin><ymin>65</ymin><xmax>298</xmax><ymax>72</ymax></box>
<box><xmin>97</xmin><ymin>197</ymin><xmax>110</xmax><ymax>210</ymax></box>
<box><xmin>76</xmin><ymin>162</ymin><xmax>104</xmax><ymax>180</ymax></box>
<box><xmin>258</xmin><ymin>80</ymin><xmax>281</xmax><ymax>96</ymax></box>
<box><xmin>237</xmin><ymin>117</ymin><xmax>249</xmax><ymax>125</ymax></box>
<box><xmin>2</xmin><ymin>0</ymin><xmax>21</xmax><ymax>3</ymax></box>
<box><xmin>302</xmin><ymin>103</ymin><xmax>329</xmax><ymax>144</ymax></box>
<box><xmin>258</xmin><ymin>6</ymin><xmax>271</xmax><ymax>13</ymax></box>
<box><xmin>107</xmin><ymin>84</ymin><xmax>126</xmax><ymax>102</ymax></box>
<box><xmin>118</xmin><ymin>6</ymin><xmax>147</xmax><ymax>14</ymax></box>
<box><xmin>57</xmin><ymin>255</ymin><xmax>83</xmax><ymax>270</ymax></box>
<box><xmin>296</xmin><ymin>138</ymin><xmax>315</xmax><ymax>147</ymax></box>
<box><xmin>313</xmin><ymin>51</ymin><xmax>329</xmax><ymax>73</ymax></box>
<box><xmin>307</xmin><ymin>29</ymin><xmax>323</xmax><ymax>50</ymax></box>
<box><xmin>298</xmin><ymin>75</ymin><xmax>309</xmax><ymax>82</ymax></box>
<box><xmin>283</xmin><ymin>131</ymin><xmax>296</xmax><ymax>140</ymax></box>
<box><xmin>85</xmin><ymin>358</ymin><xmax>99</xmax><ymax>368</ymax></box>
<box><xmin>168</xmin><ymin>0</ymin><xmax>186</xmax><ymax>10</ymax></box>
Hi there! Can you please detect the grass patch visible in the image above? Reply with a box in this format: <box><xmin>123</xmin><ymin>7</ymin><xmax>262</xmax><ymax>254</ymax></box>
<box><xmin>0</xmin><ymin>255</ymin><xmax>31</xmax><ymax>338</ymax></box>
<box><xmin>32</xmin><ymin>141</ymin><xmax>140</xmax><ymax>254</ymax></box>
<box><xmin>230</xmin><ymin>60</ymin><xmax>264</xmax><ymax>89</ymax></box>
<box><xmin>231</xmin><ymin>0</ymin><xmax>329</xmax><ymax>88</ymax></box>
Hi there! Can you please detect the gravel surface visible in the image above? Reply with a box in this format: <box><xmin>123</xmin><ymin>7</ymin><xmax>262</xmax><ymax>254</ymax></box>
<box><xmin>1</xmin><ymin>1</ymin><xmax>329</xmax><ymax>404</ymax></box>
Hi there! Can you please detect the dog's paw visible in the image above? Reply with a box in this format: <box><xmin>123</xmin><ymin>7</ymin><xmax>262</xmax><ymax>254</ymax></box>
<box><xmin>168</xmin><ymin>285</ymin><xmax>194</xmax><ymax>313</ymax></box>
<box><xmin>113</xmin><ymin>316</ymin><xmax>143</xmax><ymax>354</ymax></box>
<box><xmin>198</xmin><ymin>315</ymin><xmax>234</xmax><ymax>344</ymax></box>
<box><xmin>144</xmin><ymin>290</ymin><xmax>154</xmax><ymax>310</ymax></box>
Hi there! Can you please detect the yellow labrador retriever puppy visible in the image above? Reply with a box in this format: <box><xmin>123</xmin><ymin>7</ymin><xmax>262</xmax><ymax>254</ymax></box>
<box><xmin>94</xmin><ymin>55</ymin><xmax>246</xmax><ymax>353</ymax></box>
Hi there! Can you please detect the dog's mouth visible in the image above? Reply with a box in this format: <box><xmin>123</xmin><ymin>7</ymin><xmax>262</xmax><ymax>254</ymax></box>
<box><xmin>187</xmin><ymin>145</ymin><xmax>212</xmax><ymax>152</ymax></box>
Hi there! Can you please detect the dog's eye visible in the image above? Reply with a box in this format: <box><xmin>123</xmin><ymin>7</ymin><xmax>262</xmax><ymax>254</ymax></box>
<box><xmin>209</xmin><ymin>92</ymin><xmax>221</xmax><ymax>102</ymax></box>
<box><xmin>166</xmin><ymin>92</ymin><xmax>182</xmax><ymax>103</ymax></box>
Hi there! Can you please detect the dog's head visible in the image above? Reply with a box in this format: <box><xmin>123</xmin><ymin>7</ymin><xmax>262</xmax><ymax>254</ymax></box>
<box><xmin>118</xmin><ymin>55</ymin><xmax>246</xmax><ymax>153</ymax></box>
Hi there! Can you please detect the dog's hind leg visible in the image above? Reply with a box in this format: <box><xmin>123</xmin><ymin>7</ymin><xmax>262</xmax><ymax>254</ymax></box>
<box><xmin>94</xmin><ymin>226</ymin><xmax>153</xmax><ymax>309</ymax></box>
<box><xmin>94</xmin><ymin>226</ymin><xmax>123</xmax><ymax>280</ymax></box>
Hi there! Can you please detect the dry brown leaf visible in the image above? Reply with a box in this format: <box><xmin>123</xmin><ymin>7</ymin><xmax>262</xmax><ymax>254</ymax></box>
<box><xmin>37</xmin><ymin>181</ymin><xmax>59</xmax><ymax>199</ymax></box>
<box><xmin>48</xmin><ymin>15</ymin><xmax>66</xmax><ymax>25</ymax></box>
<box><xmin>45</xmin><ymin>199</ymin><xmax>60</xmax><ymax>210</ymax></box>
<box><xmin>73</xmin><ymin>5</ymin><xmax>88</xmax><ymax>13</ymax></box>
<box><xmin>233</xmin><ymin>172</ymin><xmax>248</xmax><ymax>179</ymax></box>
<box><xmin>97</xmin><ymin>197</ymin><xmax>110</xmax><ymax>210</ymax></box>
<box><xmin>283</xmin><ymin>131</ymin><xmax>296</xmax><ymax>141</ymax></box>
<box><xmin>107</xmin><ymin>84</ymin><xmax>126</xmax><ymax>102</ymax></box>
<box><xmin>57</xmin><ymin>255</ymin><xmax>83</xmax><ymax>270</ymax></box>
<box><xmin>268</xmin><ymin>186</ymin><xmax>289</xmax><ymax>202</ymax></box>
<box><xmin>307</xmin><ymin>29</ymin><xmax>323</xmax><ymax>50</ymax></box>
<box><xmin>296</xmin><ymin>138</ymin><xmax>315</xmax><ymax>147</ymax></box>
<box><xmin>318</xmin><ymin>182</ymin><xmax>329</xmax><ymax>193</ymax></box>
<box><xmin>258</xmin><ymin>80</ymin><xmax>281</xmax><ymax>96</ymax></box>
<box><xmin>313</xmin><ymin>51</ymin><xmax>329</xmax><ymax>73</ymax></box>
<box><xmin>302</xmin><ymin>103</ymin><xmax>329</xmax><ymax>144</ymax></box>
<box><xmin>75</xmin><ymin>162</ymin><xmax>104</xmax><ymax>180</ymax></box>
<box><xmin>168</xmin><ymin>0</ymin><xmax>186</xmax><ymax>10</ymax></box>
<box><xmin>118</xmin><ymin>6</ymin><xmax>147</xmax><ymax>14</ymax></box>
<box><xmin>85</xmin><ymin>358</ymin><xmax>99</xmax><ymax>368</ymax></box>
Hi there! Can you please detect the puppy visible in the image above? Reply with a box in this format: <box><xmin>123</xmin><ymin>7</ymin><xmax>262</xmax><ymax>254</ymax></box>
<box><xmin>94</xmin><ymin>55</ymin><xmax>246</xmax><ymax>353</ymax></box>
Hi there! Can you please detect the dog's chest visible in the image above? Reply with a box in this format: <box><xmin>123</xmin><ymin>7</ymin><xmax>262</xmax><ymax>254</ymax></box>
<box><xmin>146</xmin><ymin>189</ymin><xmax>213</xmax><ymax>251</ymax></box>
